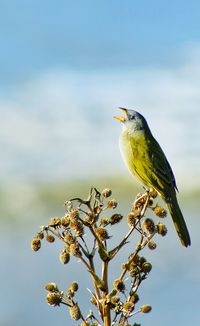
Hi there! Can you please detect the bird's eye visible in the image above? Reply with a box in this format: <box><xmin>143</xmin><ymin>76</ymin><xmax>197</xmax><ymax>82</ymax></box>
<box><xmin>130</xmin><ymin>115</ymin><xmax>136</xmax><ymax>120</ymax></box>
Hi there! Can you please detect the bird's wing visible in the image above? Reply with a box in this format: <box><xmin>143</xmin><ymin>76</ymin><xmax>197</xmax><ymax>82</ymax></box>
<box><xmin>149</xmin><ymin>137</ymin><xmax>178</xmax><ymax>191</ymax></box>
<box><xmin>129</xmin><ymin>134</ymin><xmax>177</xmax><ymax>195</ymax></box>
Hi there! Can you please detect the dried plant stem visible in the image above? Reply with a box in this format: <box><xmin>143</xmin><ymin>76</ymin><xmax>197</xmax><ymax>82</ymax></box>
<box><xmin>102</xmin><ymin>261</ymin><xmax>111</xmax><ymax>326</ymax></box>
<box><xmin>32</xmin><ymin>187</ymin><xmax>167</xmax><ymax>325</ymax></box>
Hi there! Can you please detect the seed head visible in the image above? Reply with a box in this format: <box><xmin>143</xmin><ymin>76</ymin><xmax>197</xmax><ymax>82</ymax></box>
<box><xmin>113</xmin><ymin>279</ymin><xmax>125</xmax><ymax>292</ymax></box>
<box><xmin>46</xmin><ymin>292</ymin><xmax>62</xmax><ymax>306</ymax></box>
<box><xmin>101</xmin><ymin>188</ymin><xmax>112</xmax><ymax>198</ymax></box>
<box><xmin>148</xmin><ymin>241</ymin><xmax>157</xmax><ymax>250</ymax></box>
<box><xmin>100</xmin><ymin>217</ymin><xmax>108</xmax><ymax>225</ymax></box>
<box><xmin>96</xmin><ymin>227</ymin><xmax>109</xmax><ymax>241</ymax></box>
<box><xmin>109</xmin><ymin>213</ymin><xmax>123</xmax><ymax>225</ymax></box>
<box><xmin>31</xmin><ymin>237</ymin><xmax>41</xmax><ymax>251</ymax></box>
<box><xmin>37</xmin><ymin>231</ymin><xmax>44</xmax><ymax>240</ymax></box>
<box><xmin>142</xmin><ymin>262</ymin><xmax>152</xmax><ymax>273</ymax></box>
<box><xmin>59</xmin><ymin>250</ymin><xmax>70</xmax><ymax>264</ymax></box>
<box><xmin>69</xmin><ymin>209</ymin><xmax>79</xmax><ymax>221</ymax></box>
<box><xmin>127</xmin><ymin>212</ymin><xmax>136</xmax><ymax>226</ymax></box>
<box><xmin>69</xmin><ymin>243</ymin><xmax>82</xmax><ymax>257</ymax></box>
<box><xmin>46</xmin><ymin>234</ymin><xmax>55</xmax><ymax>243</ymax></box>
<box><xmin>153</xmin><ymin>206</ymin><xmax>167</xmax><ymax>218</ymax></box>
<box><xmin>45</xmin><ymin>282</ymin><xmax>58</xmax><ymax>292</ymax></box>
<box><xmin>157</xmin><ymin>223</ymin><xmax>167</xmax><ymax>236</ymax></box>
<box><xmin>64</xmin><ymin>231</ymin><xmax>75</xmax><ymax>244</ymax></box>
<box><xmin>84</xmin><ymin>212</ymin><xmax>94</xmax><ymax>224</ymax></box>
<box><xmin>142</xmin><ymin>218</ymin><xmax>155</xmax><ymax>234</ymax></box>
<box><xmin>69</xmin><ymin>303</ymin><xmax>81</xmax><ymax>320</ymax></box>
<box><xmin>49</xmin><ymin>217</ymin><xmax>61</xmax><ymax>227</ymax></box>
<box><xmin>107</xmin><ymin>199</ymin><xmax>118</xmax><ymax>209</ymax></box>
<box><xmin>140</xmin><ymin>304</ymin><xmax>152</xmax><ymax>313</ymax></box>
<box><xmin>70</xmin><ymin>281</ymin><xmax>79</xmax><ymax>292</ymax></box>
<box><xmin>70</xmin><ymin>220</ymin><xmax>84</xmax><ymax>237</ymax></box>
<box><xmin>61</xmin><ymin>215</ymin><xmax>70</xmax><ymax>227</ymax></box>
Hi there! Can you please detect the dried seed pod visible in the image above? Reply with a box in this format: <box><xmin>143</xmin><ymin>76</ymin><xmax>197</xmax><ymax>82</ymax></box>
<box><xmin>64</xmin><ymin>231</ymin><xmax>75</xmax><ymax>244</ymax></box>
<box><xmin>49</xmin><ymin>217</ymin><xmax>61</xmax><ymax>227</ymax></box>
<box><xmin>107</xmin><ymin>199</ymin><xmax>118</xmax><ymax>209</ymax></box>
<box><xmin>142</xmin><ymin>262</ymin><xmax>152</xmax><ymax>273</ymax></box>
<box><xmin>148</xmin><ymin>241</ymin><xmax>157</xmax><ymax>250</ymax></box>
<box><xmin>61</xmin><ymin>215</ymin><xmax>70</xmax><ymax>227</ymax></box>
<box><xmin>101</xmin><ymin>188</ymin><xmax>112</xmax><ymax>198</ymax></box>
<box><xmin>37</xmin><ymin>231</ymin><xmax>44</xmax><ymax>240</ymax></box>
<box><xmin>46</xmin><ymin>292</ymin><xmax>62</xmax><ymax>306</ymax></box>
<box><xmin>45</xmin><ymin>283</ymin><xmax>58</xmax><ymax>292</ymax></box>
<box><xmin>109</xmin><ymin>213</ymin><xmax>123</xmax><ymax>225</ymax></box>
<box><xmin>84</xmin><ymin>212</ymin><xmax>94</xmax><ymax>224</ymax></box>
<box><xmin>69</xmin><ymin>209</ymin><xmax>79</xmax><ymax>220</ymax></box>
<box><xmin>153</xmin><ymin>205</ymin><xmax>167</xmax><ymax>218</ymax></box>
<box><xmin>46</xmin><ymin>234</ymin><xmax>55</xmax><ymax>243</ymax></box>
<box><xmin>69</xmin><ymin>243</ymin><xmax>82</xmax><ymax>257</ymax></box>
<box><xmin>96</xmin><ymin>227</ymin><xmax>109</xmax><ymax>241</ymax></box>
<box><xmin>70</xmin><ymin>220</ymin><xmax>84</xmax><ymax>237</ymax></box>
<box><xmin>140</xmin><ymin>304</ymin><xmax>152</xmax><ymax>313</ymax></box>
<box><xmin>59</xmin><ymin>250</ymin><xmax>70</xmax><ymax>264</ymax></box>
<box><xmin>31</xmin><ymin>237</ymin><xmax>41</xmax><ymax>251</ymax></box>
<box><xmin>69</xmin><ymin>303</ymin><xmax>81</xmax><ymax>320</ymax></box>
<box><xmin>113</xmin><ymin>279</ymin><xmax>125</xmax><ymax>292</ymax></box>
<box><xmin>142</xmin><ymin>218</ymin><xmax>155</xmax><ymax>234</ymax></box>
<box><xmin>127</xmin><ymin>212</ymin><xmax>136</xmax><ymax>226</ymax></box>
<box><xmin>100</xmin><ymin>217</ymin><xmax>108</xmax><ymax>225</ymax></box>
<box><xmin>70</xmin><ymin>281</ymin><xmax>79</xmax><ymax>292</ymax></box>
<box><xmin>157</xmin><ymin>223</ymin><xmax>168</xmax><ymax>236</ymax></box>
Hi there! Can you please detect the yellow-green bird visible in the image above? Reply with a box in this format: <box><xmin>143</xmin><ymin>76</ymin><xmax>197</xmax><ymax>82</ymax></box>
<box><xmin>115</xmin><ymin>108</ymin><xmax>191</xmax><ymax>247</ymax></box>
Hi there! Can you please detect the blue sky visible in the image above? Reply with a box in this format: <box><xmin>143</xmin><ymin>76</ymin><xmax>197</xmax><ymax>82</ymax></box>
<box><xmin>1</xmin><ymin>0</ymin><xmax>200</xmax><ymax>85</ymax></box>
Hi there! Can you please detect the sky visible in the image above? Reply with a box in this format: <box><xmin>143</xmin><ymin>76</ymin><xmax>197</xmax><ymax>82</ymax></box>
<box><xmin>1</xmin><ymin>0</ymin><xmax>200</xmax><ymax>85</ymax></box>
<box><xmin>0</xmin><ymin>1</ymin><xmax>200</xmax><ymax>189</ymax></box>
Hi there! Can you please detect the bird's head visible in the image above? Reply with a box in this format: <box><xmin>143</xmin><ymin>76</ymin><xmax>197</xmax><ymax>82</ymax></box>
<box><xmin>114</xmin><ymin>108</ymin><xmax>147</xmax><ymax>132</ymax></box>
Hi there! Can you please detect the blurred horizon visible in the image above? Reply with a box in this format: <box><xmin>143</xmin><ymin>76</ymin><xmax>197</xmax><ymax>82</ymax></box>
<box><xmin>1</xmin><ymin>52</ymin><xmax>200</xmax><ymax>188</ymax></box>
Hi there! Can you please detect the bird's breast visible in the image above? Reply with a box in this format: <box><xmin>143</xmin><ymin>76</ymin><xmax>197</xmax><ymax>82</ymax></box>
<box><xmin>119</xmin><ymin>130</ymin><xmax>145</xmax><ymax>176</ymax></box>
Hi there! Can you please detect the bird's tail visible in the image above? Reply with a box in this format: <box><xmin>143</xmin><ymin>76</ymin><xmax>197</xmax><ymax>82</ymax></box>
<box><xmin>167</xmin><ymin>198</ymin><xmax>191</xmax><ymax>247</ymax></box>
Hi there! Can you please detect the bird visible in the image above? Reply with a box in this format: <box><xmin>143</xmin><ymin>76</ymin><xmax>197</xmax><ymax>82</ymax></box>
<box><xmin>114</xmin><ymin>108</ymin><xmax>191</xmax><ymax>247</ymax></box>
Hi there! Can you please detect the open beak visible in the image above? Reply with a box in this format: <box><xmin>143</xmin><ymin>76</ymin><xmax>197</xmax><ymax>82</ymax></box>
<box><xmin>114</xmin><ymin>107</ymin><xmax>128</xmax><ymax>122</ymax></box>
